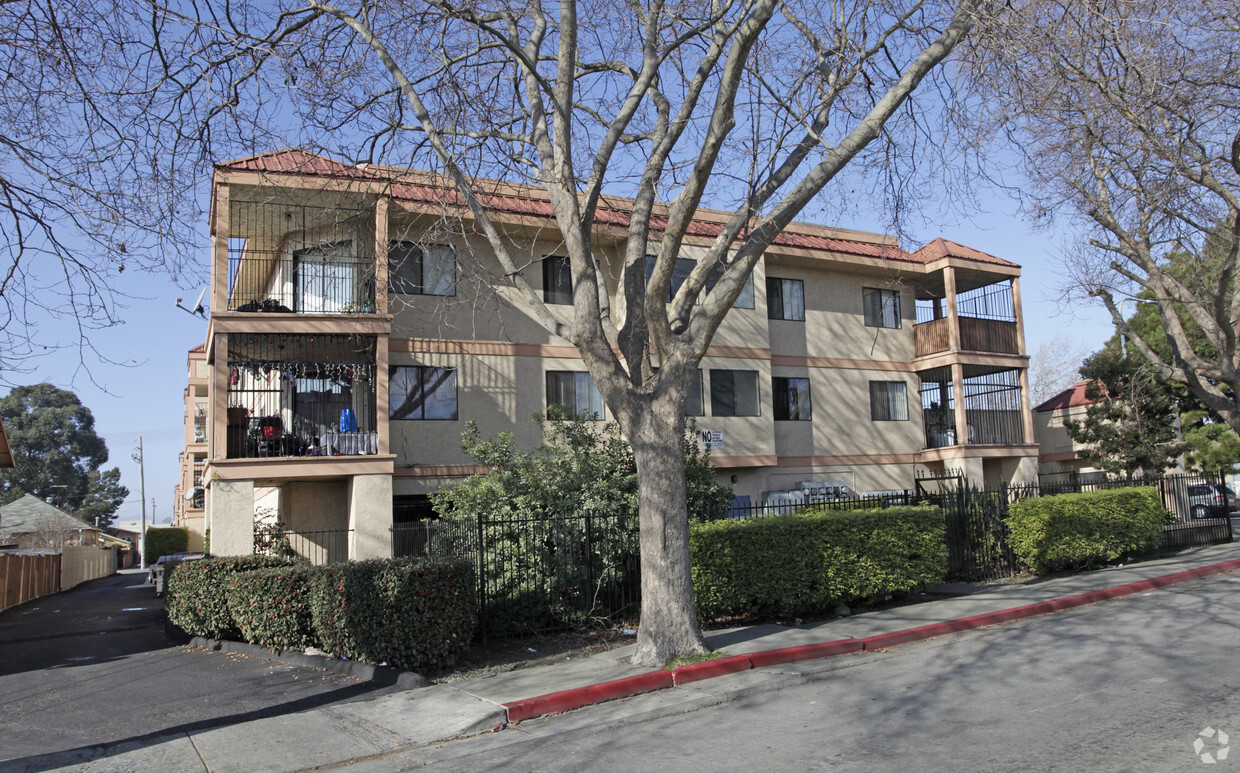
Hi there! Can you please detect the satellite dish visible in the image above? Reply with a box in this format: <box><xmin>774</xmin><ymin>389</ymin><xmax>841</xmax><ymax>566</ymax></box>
<box><xmin>175</xmin><ymin>287</ymin><xmax>208</xmax><ymax>318</ymax></box>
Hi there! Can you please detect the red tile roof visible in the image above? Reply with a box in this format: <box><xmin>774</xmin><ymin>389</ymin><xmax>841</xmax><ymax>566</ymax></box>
<box><xmin>188</xmin><ymin>343</ymin><xmax>206</xmax><ymax>353</ymax></box>
<box><xmin>218</xmin><ymin>150</ymin><xmax>1012</xmax><ymax>269</ymax></box>
<box><xmin>914</xmin><ymin>238</ymin><xmax>1018</xmax><ymax>268</ymax></box>
<box><xmin>1034</xmin><ymin>381</ymin><xmax>1099</xmax><ymax>412</ymax></box>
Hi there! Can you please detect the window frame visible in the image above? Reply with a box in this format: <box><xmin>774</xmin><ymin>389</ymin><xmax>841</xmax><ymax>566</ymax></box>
<box><xmin>772</xmin><ymin>376</ymin><xmax>812</xmax><ymax>421</ymax></box>
<box><xmin>389</xmin><ymin>365</ymin><xmax>459</xmax><ymax>420</ymax></box>
<box><xmin>389</xmin><ymin>241</ymin><xmax>456</xmax><ymax>297</ymax></box>
<box><xmin>863</xmin><ymin>287</ymin><xmax>902</xmax><ymax>329</ymax></box>
<box><xmin>766</xmin><ymin>276</ymin><xmax>806</xmax><ymax>321</ymax></box>
<box><xmin>542</xmin><ymin>255</ymin><xmax>573</xmax><ymax>305</ymax></box>
<box><xmin>545</xmin><ymin>370</ymin><xmax>605</xmax><ymax>420</ymax></box>
<box><xmin>869</xmin><ymin>380</ymin><xmax>910</xmax><ymax>422</ymax></box>
<box><xmin>709</xmin><ymin>369</ymin><xmax>761</xmax><ymax>417</ymax></box>
<box><xmin>293</xmin><ymin>240</ymin><xmax>355</xmax><ymax>313</ymax></box>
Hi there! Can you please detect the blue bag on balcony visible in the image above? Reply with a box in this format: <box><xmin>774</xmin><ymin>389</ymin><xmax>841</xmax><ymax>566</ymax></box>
<box><xmin>339</xmin><ymin>408</ymin><xmax>358</xmax><ymax>433</ymax></box>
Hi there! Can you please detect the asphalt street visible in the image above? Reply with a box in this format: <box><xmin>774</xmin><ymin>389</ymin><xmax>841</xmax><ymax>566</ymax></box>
<box><xmin>0</xmin><ymin>569</ymin><xmax>403</xmax><ymax>772</ymax></box>
<box><xmin>360</xmin><ymin>570</ymin><xmax>1240</xmax><ymax>772</ymax></box>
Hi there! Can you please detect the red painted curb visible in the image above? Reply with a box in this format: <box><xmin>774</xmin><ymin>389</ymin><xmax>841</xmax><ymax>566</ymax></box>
<box><xmin>504</xmin><ymin>669</ymin><xmax>674</xmax><ymax>722</ymax></box>
<box><xmin>501</xmin><ymin>557</ymin><xmax>1240</xmax><ymax>722</ymax></box>
<box><xmin>746</xmin><ymin>638</ymin><xmax>863</xmax><ymax>667</ymax></box>
<box><xmin>858</xmin><ymin>558</ymin><xmax>1240</xmax><ymax>652</ymax></box>
<box><xmin>671</xmin><ymin>653</ymin><xmax>755</xmax><ymax>686</ymax></box>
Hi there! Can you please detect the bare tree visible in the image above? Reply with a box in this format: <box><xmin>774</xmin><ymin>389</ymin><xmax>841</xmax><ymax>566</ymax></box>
<box><xmin>15</xmin><ymin>0</ymin><xmax>986</xmax><ymax>664</ymax></box>
<box><xmin>173</xmin><ymin>0</ymin><xmax>984</xmax><ymax>665</ymax></box>
<box><xmin>968</xmin><ymin>0</ymin><xmax>1240</xmax><ymax>436</ymax></box>
<box><xmin>23</xmin><ymin>516</ymin><xmax>81</xmax><ymax>551</ymax></box>
<box><xmin>1029</xmin><ymin>334</ymin><xmax>1090</xmax><ymax>404</ymax></box>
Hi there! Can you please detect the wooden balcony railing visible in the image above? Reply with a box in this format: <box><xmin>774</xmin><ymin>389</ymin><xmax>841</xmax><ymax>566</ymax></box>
<box><xmin>914</xmin><ymin>317</ymin><xmax>1020</xmax><ymax>357</ymax></box>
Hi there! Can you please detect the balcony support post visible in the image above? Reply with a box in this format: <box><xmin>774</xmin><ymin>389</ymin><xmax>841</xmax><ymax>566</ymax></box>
<box><xmin>951</xmin><ymin>361</ymin><xmax>967</xmax><ymax>446</ymax></box>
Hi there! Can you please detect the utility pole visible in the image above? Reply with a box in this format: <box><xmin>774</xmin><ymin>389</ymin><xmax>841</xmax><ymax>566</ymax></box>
<box><xmin>133</xmin><ymin>437</ymin><xmax>147</xmax><ymax>569</ymax></box>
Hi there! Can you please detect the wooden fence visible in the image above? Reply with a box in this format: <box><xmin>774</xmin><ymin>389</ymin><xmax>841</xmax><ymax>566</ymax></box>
<box><xmin>1</xmin><ymin>553</ymin><xmax>62</xmax><ymax>612</ymax></box>
<box><xmin>61</xmin><ymin>546</ymin><xmax>117</xmax><ymax>590</ymax></box>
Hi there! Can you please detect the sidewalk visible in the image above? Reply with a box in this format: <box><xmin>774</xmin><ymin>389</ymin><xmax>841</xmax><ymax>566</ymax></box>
<box><xmin>41</xmin><ymin>542</ymin><xmax>1240</xmax><ymax>773</ymax></box>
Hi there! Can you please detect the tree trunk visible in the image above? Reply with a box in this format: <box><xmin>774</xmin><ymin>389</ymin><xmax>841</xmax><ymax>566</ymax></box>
<box><xmin>625</xmin><ymin>401</ymin><xmax>709</xmax><ymax>667</ymax></box>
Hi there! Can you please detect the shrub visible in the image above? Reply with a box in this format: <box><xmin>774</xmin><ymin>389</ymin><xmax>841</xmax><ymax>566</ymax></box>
<box><xmin>227</xmin><ymin>566</ymin><xmax>317</xmax><ymax>651</ymax></box>
<box><xmin>690</xmin><ymin>505</ymin><xmax>947</xmax><ymax>620</ymax></box>
<box><xmin>165</xmin><ymin>555</ymin><xmax>302</xmax><ymax>639</ymax></box>
<box><xmin>309</xmin><ymin>557</ymin><xmax>476</xmax><ymax>672</ymax></box>
<box><xmin>1006</xmin><ymin>487</ymin><xmax>1172</xmax><ymax>574</ymax></box>
<box><xmin>144</xmin><ymin>527</ymin><xmax>189</xmax><ymax>564</ymax></box>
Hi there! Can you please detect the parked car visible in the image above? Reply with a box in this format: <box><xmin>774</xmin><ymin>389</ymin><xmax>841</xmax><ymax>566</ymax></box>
<box><xmin>1187</xmin><ymin>483</ymin><xmax>1238</xmax><ymax>519</ymax></box>
<box><xmin>149</xmin><ymin>552</ymin><xmax>205</xmax><ymax>595</ymax></box>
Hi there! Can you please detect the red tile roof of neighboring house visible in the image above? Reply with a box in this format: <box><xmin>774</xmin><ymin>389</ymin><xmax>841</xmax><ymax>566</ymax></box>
<box><xmin>1034</xmin><ymin>381</ymin><xmax>1099</xmax><ymax>412</ymax></box>
<box><xmin>218</xmin><ymin>149</ymin><xmax>1015</xmax><ymax>269</ymax></box>
<box><xmin>189</xmin><ymin>343</ymin><xmax>206</xmax><ymax>353</ymax></box>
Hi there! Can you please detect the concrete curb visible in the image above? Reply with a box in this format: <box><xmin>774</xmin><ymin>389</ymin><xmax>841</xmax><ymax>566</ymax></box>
<box><xmin>501</xmin><ymin>557</ymin><xmax>1240</xmax><ymax>723</ymax></box>
<box><xmin>188</xmin><ymin>636</ymin><xmax>429</xmax><ymax>689</ymax></box>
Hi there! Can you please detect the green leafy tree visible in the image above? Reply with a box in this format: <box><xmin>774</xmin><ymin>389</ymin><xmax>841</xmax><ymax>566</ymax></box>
<box><xmin>1182</xmin><ymin>414</ymin><xmax>1240</xmax><ymax>474</ymax></box>
<box><xmin>433</xmin><ymin>408</ymin><xmax>732</xmax><ymax>520</ymax></box>
<box><xmin>0</xmin><ymin>385</ymin><xmax>129</xmax><ymax>527</ymax></box>
<box><xmin>431</xmin><ymin>409</ymin><xmax>732</xmax><ymax>632</ymax></box>
<box><xmin>1064</xmin><ymin>351</ymin><xmax>1186</xmax><ymax>479</ymax></box>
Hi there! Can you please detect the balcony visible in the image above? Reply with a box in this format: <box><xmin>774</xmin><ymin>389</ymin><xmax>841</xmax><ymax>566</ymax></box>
<box><xmin>914</xmin><ymin>316</ymin><xmax>1019</xmax><ymax>357</ymax></box>
<box><xmin>914</xmin><ymin>281</ymin><xmax>1019</xmax><ymax>357</ymax></box>
<box><xmin>225</xmin><ymin>333</ymin><xmax>378</xmax><ymax>460</ymax></box>
<box><xmin>920</xmin><ymin>367</ymin><xmax>1025</xmax><ymax>448</ymax></box>
<box><xmin>227</xmin><ymin>199</ymin><xmax>377</xmax><ymax>315</ymax></box>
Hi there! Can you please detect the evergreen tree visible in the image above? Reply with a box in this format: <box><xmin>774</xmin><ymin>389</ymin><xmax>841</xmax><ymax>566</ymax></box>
<box><xmin>0</xmin><ymin>385</ymin><xmax>129</xmax><ymax>527</ymax></box>
<box><xmin>1065</xmin><ymin>351</ymin><xmax>1186</xmax><ymax>479</ymax></box>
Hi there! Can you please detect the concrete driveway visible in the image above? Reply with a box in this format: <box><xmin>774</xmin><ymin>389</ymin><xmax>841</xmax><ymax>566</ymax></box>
<box><xmin>0</xmin><ymin>568</ymin><xmax>402</xmax><ymax>772</ymax></box>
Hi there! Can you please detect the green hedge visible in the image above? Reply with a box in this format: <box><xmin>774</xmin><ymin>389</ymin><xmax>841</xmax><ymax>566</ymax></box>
<box><xmin>227</xmin><ymin>566</ymin><xmax>317</xmax><ymax>651</ymax></box>
<box><xmin>144</xmin><ymin>527</ymin><xmax>189</xmax><ymax>564</ymax></box>
<box><xmin>1006</xmin><ymin>487</ymin><xmax>1172</xmax><ymax>574</ymax></box>
<box><xmin>690</xmin><ymin>505</ymin><xmax>947</xmax><ymax>620</ymax></box>
<box><xmin>165</xmin><ymin>555</ymin><xmax>302</xmax><ymax>639</ymax></box>
<box><xmin>308</xmin><ymin>557</ymin><xmax>477</xmax><ymax>672</ymax></box>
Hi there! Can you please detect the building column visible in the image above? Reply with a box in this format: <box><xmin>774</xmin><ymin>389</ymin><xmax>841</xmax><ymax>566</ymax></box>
<box><xmin>951</xmin><ymin>361</ymin><xmax>968</xmax><ymax>446</ymax></box>
<box><xmin>210</xmin><ymin>182</ymin><xmax>230</xmax><ymax>316</ymax></box>
<box><xmin>943</xmin><ymin>265</ymin><xmax>961</xmax><ymax>352</ymax></box>
<box><xmin>1018</xmin><ymin>368</ymin><xmax>1036</xmax><ymax>445</ymax></box>
<box><xmin>206</xmin><ymin>478</ymin><xmax>255</xmax><ymax>556</ymax></box>
<box><xmin>348</xmin><ymin>473</ymin><xmax>393</xmax><ymax>560</ymax></box>
<box><xmin>210</xmin><ymin>332</ymin><xmax>229</xmax><ymax>461</ymax></box>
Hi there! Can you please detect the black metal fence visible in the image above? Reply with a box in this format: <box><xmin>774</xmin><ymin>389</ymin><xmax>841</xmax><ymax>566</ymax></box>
<box><xmin>918</xmin><ymin>471</ymin><xmax>1235</xmax><ymax>581</ymax></box>
<box><xmin>392</xmin><ymin>510</ymin><xmax>641</xmax><ymax>640</ymax></box>
<box><xmin>388</xmin><ymin>472</ymin><xmax>1234</xmax><ymax>637</ymax></box>
<box><xmin>266</xmin><ymin>528</ymin><xmax>353</xmax><ymax>565</ymax></box>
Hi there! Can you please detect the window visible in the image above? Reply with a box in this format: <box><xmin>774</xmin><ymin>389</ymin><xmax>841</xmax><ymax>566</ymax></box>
<box><xmin>863</xmin><ymin>287</ymin><xmax>901</xmax><ymax>328</ymax></box>
<box><xmin>706</xmin><ymin>264</ymin><xmax>755</xmax><ymax>308</ymax></box>
<box><xmin>295</xmin><ymin>241</ymin><xmax>355</xmax><ymax>312</ymax></box>
<box><xmin>772</xmin><ymin>377</ymin><xmax>812</xmax><ymax>421</ymax></box>
<box><xmin>645</xmin><ymin>255</ymin><xmax>696</xmax><ymax>301</ymax></box>
<box><xmin>652</xmin><ymin>368</ymin><xmax>704</xmax><ymax>415</ymax></box>
<box><xmin>546</xmin><ymin>371</ymin><xmax>605</xmax><ymax>419</ymax></box>
<box><xmin>870</xmin><ymin>380</ymin><xmax>909</xmax><ymax>421</ymax></box>
<box><xmin>766</xmin><ymin>277</ymin><xmax>805</xmax><ymax>321</ymax></box>
<box><xmin>390</xmin><ymin>366</ymin><xmax>458</xmax><ymax>420</ymax></box>
<box><xmin>710</xmin><ymin>369</ymin><xmax>760</xmax><ymax>417</ymax></box>
<box><xmin>542</xmin><ymin>255</ymin><xmax>573</xmax><ymax>305</ymax></box>
<box><xmin>686</xmin><ymin>369</ymin><xmax>705</xmax><ymax>416</ymax></box>
<box><xmin>390</xmin><ymin>242</ymin><xmax>455</xmax><ymax>296</ymax></box>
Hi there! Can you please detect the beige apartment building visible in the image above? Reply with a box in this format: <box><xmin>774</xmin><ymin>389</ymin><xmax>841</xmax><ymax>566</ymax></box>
<box><xmin>172</xmin><ymin>343</ymin><xmax>209</xmax><ymax>551</ymax></box>
<box><xmin>181</xmin><ymin>149</ymin><xmax>1038</xmax><ymax>559</ymax></box>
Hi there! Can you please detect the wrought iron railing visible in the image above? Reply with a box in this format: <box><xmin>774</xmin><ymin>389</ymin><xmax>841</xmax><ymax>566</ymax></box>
<box><xmin>226</xmin><ymin>333</ymin><xmax>377</xmax><ymax>459</ymax></box>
